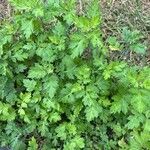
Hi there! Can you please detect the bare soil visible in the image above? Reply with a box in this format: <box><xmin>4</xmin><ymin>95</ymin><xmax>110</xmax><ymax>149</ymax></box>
<box><xmin>0</xmin><ymin>0</ymin><xmax>7</xmax><ymax>20</ymax></box>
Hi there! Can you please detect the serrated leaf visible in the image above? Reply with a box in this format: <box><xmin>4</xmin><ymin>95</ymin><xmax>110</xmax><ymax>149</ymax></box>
<box><xmin>15</xmin><ymin>64</ymin><xmax>27</xmax><ymax>73</ymax></box>
<box><xmin>43</xmin><ymin>75</ymin><xmax>58</xmax><ymax>98</ymax></box>
<box><xmin>28</xmin><ymin>64</ymin><xmax>47</xmax><ymax>79</ymax></box>
<box><xmin>71</xmin><ymin>40</ymin><xmax>85</xmax><ymax>58</ymax></box>
<box><xmin>121</xmin><ymin>27</ymin><xmax>141</xmax><ymax>44</ymax></box>
<box><xmin>74</xmin><ymin>136</ymin><xmax>85</xmax><ymax>149</ymax></box>
<box><xmin>36</xmin><ymin>45</ymin><xmax>55</xmax><ymax>62</ymax></box>
<box><xmin>20</xmin><ymin>93</ymin><xmax>31</xmax><ymax>103</ymax></box>
<box><xmin>55</xmin><ymin>124</ymin><xmax>67</xmax><ymax>140</ymax></box>
<box><xmin>67</xmin><ymin>124</ymin><xmax>76</xmax><ymax>135</ymax></box>
<box><xmin>21</xmin><ymin>19</ymin><xmax>34</xmax><ymax>39</ymax></box>
<box><xmin>28</xmin><ymin>137</ymin><xmax>38</xmax><ymax>150</ymax></box>
<box><xmin>110</xmin><ymin>100</ymin><xmax>121</xmax><ymax>114</ymax></box>
<box><xmin>110</xmin><ymin>95</ymin><xmax>128</xmax><ymax>114</ymax></box>
<box><xmin>33</xmin><ymin>6</ymin><xmax>44</xmax><ymax>17</ymax></box>
<box><xmin>82</xmin><ymin>94</ymin><xmax>94</xmax><ymax>107</ymax></box>
<box><xmin>131</xmin><ymin>94</ymin><xmax>146</xmax><ymax>113</ymax></box>
<box><xmin>48</xmin><ymin>112</ymin><xmax>61</xmax><ymax>122</ymax></box>
<box><xmin>103</xmin><ymin>61</ymin><xmax>126</xmax><ymax>80</ymax></box>
<box><xmin>126</xmin><ymin>115</ymin><xmax>144</xmax><ymax>129</ymax></box>
<box><xmin>13</xmin><ymin>50</ymin><xmax>28</xmax><ymax>61</ymax></box>
<box><xmin>74</xmin><ymin>17</ymin><xmax>90</xmax><ymax>31</ymax></box>
<box><xmin>61</xmin><ymin>55</ymin><xmax>76</xmax><ymax>79</ymax></box>
<box><xmin>0</xmin><ymin>102</ymin><xmax>16</xmax><ymax>121</ymax></box>
<box><xmin>23</xmin><ymin>79</ymin><xmax>36</xmax><ymax>92</ymax></box>
<box><xmin>70</xmin><ymin>34</ymin><xmax>87</xmax><ymax>58</ymax></box>
<box><xmin>85</xmin><ymin>104</ymin><xmax>101</xmax><ymax>122</ymax></box>
<box><xmin>64</xmin><ymin>136</ymin><xmax>85</xmax><ymax>150</ymax></box>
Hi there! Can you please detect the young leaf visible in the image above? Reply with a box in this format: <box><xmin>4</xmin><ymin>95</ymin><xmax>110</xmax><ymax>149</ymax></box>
<box><xmin>28</xmin><ymin>137</ymin><xmax>38</xmax><ymax>150</ymax></box>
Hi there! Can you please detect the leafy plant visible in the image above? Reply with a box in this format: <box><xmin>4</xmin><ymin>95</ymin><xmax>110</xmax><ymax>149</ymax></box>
<box><xmin>107</xmin><ymin>36</ymin><xmax>122</xmax><ymax>51</ymax></box>
<box><xmin>0</xmin><ymin>0</ymin><xmax>149</xmax><ymax>149</ymax></box>
<box><xmin>121</xmin><ymin>27</ymin><xmax>147</xmax><ymax>54</ymax></box>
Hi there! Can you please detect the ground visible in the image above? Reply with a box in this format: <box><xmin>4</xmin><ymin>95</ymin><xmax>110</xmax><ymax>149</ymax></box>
<box><xmin>0</xmin><ymin>0</ymin><xmax>10</xmax><ymax>20</ymax></box>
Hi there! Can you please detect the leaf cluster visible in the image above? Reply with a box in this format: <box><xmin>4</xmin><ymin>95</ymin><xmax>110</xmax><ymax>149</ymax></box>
<box><xmin>0</xmin><ymin>0</ymin><xmax>149</xmax><ymax>149</ymax></box>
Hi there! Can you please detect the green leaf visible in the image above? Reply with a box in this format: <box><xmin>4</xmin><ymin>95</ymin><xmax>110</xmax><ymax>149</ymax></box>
<box><xmin>74</xmin><ymin>136</ymin><xmax>85</xmax><ymax>149</ymax></box>
<box><xmin>18</xmin><ymin>108</ymin><xmax>25</xmax><ymax>116</ymax></box>
<box><xmin>12</xmin><ymin>140</ymin><xmax>26</xmax><ymax>150</ymax></box>
<box><xmin>55</xmin><ymin>124</ymin><xmax>67</xmax><ymax>140</ymax></box>
<box><xmin>121</xmin><ymin>27</ymin><xmax>141</xmax><ymax>44</ymax></box>
<box><xmin>107</xmin><ymin>36</ymin><xmax>122</xmax><ymax>51</ymax></box>
<box><xmin>28</xmin><ymin>64</ymin><xmax>47</xmax><ymax>79</ymax></box>
<box><xmin>36</xmin><ymin>45</ymin><xmax>55</xmax><ymax>62</ymax></box>
<box><xmin>74</xmin><ymin>17</ymin><xmax>90</xmax><ymax>32</ymax></box>
<box><xmin>23</xmin><ymin>79</ymin><xmax>36</xmax><ymax>92</ymax></box>
<box><xmin>82</xmin><ymin>93</ymin><xmax>94</xmax><ymax>107</ymax></box>
<box><xmin>13</xmin><ymin>50</ymin><xmax>28</xmax><ymax>61</ymax></box>
<box><xmin>103</xmin><ymin>61</ymin><xmax>126</xmax><ymax>80</ymax></box>
<box><xmin>33</xmin><ymin>6</ymin><xmax>44</xmax><ymax>17</ymax></box>
<box><xmin>85</xmin><ymin>104</ymin><xmax>102</xmax><ymax>122</ymax></box>
<box><xmin>130</xmin><ymin>43</ymin><xmax>146</xmax><ymax>54</ymax></box>
<box><xmin>71</xmin><ymin>40</ymin><xmax>85</xmax><ymax>58</ymax></box>
<box><xmin>87</xmin><ymin>0</ymin><xmax>101</xmax><ymax>18</ymax></box>
<box><xmin>64</xmin><ymin>136</ymin><xmax>85</xmax><ymax>150</ymax></box>
<box><xmin>144</xmin><ymin>119</ymin><xmax>150</xmax><ymax>132</ymax></box>
<box><xmin>0</xmin><ymin>102</ymin><xmax>16</xmax><ymax>121</ymax></box>
<box><xmin>110</xmin><ymin>100</ymin><xmax>122</xmax><ymax>114</ymax></box>
<box><xmin>43</xmin><ymin>75</ymin><xmax>58</xmax><ymax>98</ymax></box>
<box><xmin>60</xmin><ymin>55</ymin><xmax>76</xmax><ymax>79</ymax></box>
<box><xmin>21</xmin><ymin>19</ymin><xmax>34</xmax><ymax>39</ymax></box>
<box><xmin>15</xmin><ymin>64</ymin><xmax>27</xmax><ymax>73</ymax></box>
<box><xmin>126</xmin><ymin>115</ymin><xmax>144</xmax><ymax>129</ymax></box>
<box><xmin>20</xmin><ymin>93</ymin><xmax>31</xmax><ymax>103</ymax></box>
<box><xmin>131</xmin><ymin>94</ymin><xmax>146</xmax><ymax>113</ymax></box>
<box><xmin>48</xmin><ymin>112</ymin><xmax>61</xmax><ymax>123</ymax></box>
<box><xmin>110</xmin><ymin>95</ymin><xmax>128</xmax><ymax>114</ymax></box>
<box><xmin>67</xmin><ymin>124</ymin><xmax>77</xmax><ymax>135</ymax></box>
<box><xmin>28</xmin><ymin>137</ymin><xmax>38</xmax><ymax>150</ymax></box>
<box><xmin>0</xmin><ymin>61</ymin><xmax>7</xmax><ymax>75</ymax></box>
<box><xmin>129</xmin><ymin>131</ymin><xmax>150</xmax><ymax>150</ymax></box>
<box><xmin>70</xmin><ymin>34</ymin><xmax>87</xmax><ymax>58</ymax></box>
<box><xmin>0</xmin><ymin>1</ymin><xmax>150</xmax><ymax>149</ymax></box>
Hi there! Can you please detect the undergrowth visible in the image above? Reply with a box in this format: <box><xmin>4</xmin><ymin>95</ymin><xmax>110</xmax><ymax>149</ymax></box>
<box><xmin>0</xmin><ymin>0</ymin><xmax>150</xmax><ymax>149</ymax></box>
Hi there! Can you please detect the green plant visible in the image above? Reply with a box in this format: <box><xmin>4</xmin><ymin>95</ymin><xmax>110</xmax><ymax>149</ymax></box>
<box><xmin>0</xmin><ymin>0</ymin><xmax>150</xmax><ymax>149</ymax></box>
<box><xmin>107</xmin><ymin>36</ymin><xmax>122</xmax><ymax>51</ymax></box>
<box><xmin>121</xmin><ymin>27</ymin><xmax>147</xmax><ymax>54</ymax></box>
